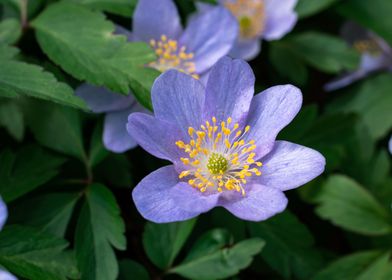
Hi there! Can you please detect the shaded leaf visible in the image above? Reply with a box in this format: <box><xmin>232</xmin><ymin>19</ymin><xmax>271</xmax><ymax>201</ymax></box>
<box><xmin>296</xmin><ymin>0</ymin><xmax>340</xmax><ymax>18</ymax></box>
<box><xmin>0</xmin><ymin>100</ymin><xmax>24</xmax><ymax>141</ymax></box>
<box><xmin>0</xmin><ymin>18</ymin><xmax>21</xmax><ymax>44</ymax></box>
<box><xmin>67</xmin><ymin>0</ymin><xmax>137</xmax><ymax>17</ymax></box>
<box><xmin>118</xmin><ymin>260</ymin><xmax>149</xmax><ymax>280</ymax></box>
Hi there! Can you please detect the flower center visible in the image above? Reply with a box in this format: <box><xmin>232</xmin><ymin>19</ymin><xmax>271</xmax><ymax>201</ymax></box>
<box><xmin>149</xmin><ymin>35</ymin><xmax>199</xmax><ymax>79</ymax></box>
<box><xmin>224</xmin><ymin>0</ymin><xmax>265</xmax><ymax>39</ymax></box>
<box><xmin>175</xmin><ymin>117</ymin><xmax>262</xmax><ymax>195</ymax></box>
<box><xmin>353</xmin><ymin>39</ymin><xmax>382</xmax><ymax>55</ymax></box>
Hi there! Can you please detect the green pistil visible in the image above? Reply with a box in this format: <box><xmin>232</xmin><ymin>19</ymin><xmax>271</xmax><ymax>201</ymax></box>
<box><xmin>207</xmin><ymin>153</ymin><xmax>228</xmax><ymax>175</ymax></box>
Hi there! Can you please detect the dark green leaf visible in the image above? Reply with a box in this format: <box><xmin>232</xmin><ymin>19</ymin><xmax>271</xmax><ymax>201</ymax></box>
<box><xmin>0</xmin><ymin>100</ymin><xmax>24</xmax><ymax>141</ymax></box>
<box><xmin>0</xmin><ymin>59</ymin><xmax>87</xmax><ymax>109</ymax></box>
<box><xmin>0</xmin><ymin>225</ymin><xmax>79</xmax><ymax>280</ymax></box>
<box><xmin>315</xmin><ymin>175</ymin><xmax>392</xmax><ymax>235</ymax></box>
<box><xmin>143</xmin><ymin>219</ymin><xmax>196</xmax><ymax>269</ymax></box>
<box><xmin>75</xmin><ymin>184</ymin><xmax>126</xmax><ymax>280</ymax></box>
<box><xmin>0</xmin><ymin>44</ymin><xmax>19</xmax><ymax>61</ymax></box>
<box><xmin>248</xmin><ymin>211</ymin><xmax>325</xmax><ymax>279</ymax></box>
<box><xmin>0</xmin><ymin>145</ymin><xmax>66</xmax><ymax>202</ymax></box>
<box><xmin>67</xmin><ymin>0</ymin><xmax>137</xmax><ymax>17</ymax></box>
<box><xmin>296</xmin><ymin>0</ymin><xmax>340</xmax><ymax>18</ymax></box>
<box><xmin>313</xmin><ymin>251</ymin><xmax>392</xmax><ymax>280</ymax></box>
<box><xmin>0</xmin><ymin>18</ymin><xmax>21</xmax><ymax>44</ymax></box>
<box><xmin>118</xmin><ymin>260</ymin><xmax>149</xmax><ymax>280</ymax></box>
<box><xmin>88</xmin><ymin>120</ymin><xmax>109</xmax><ymax>167</ymax></box>
<box><xmin>171</xmin><ymin>238</ymin><xmax>264</xmax><ymax>280</ymax></box>
<box><xmin>32</xmin><ymin>2</ymin><xmax>158</xmax><ymax>109</ymax></box>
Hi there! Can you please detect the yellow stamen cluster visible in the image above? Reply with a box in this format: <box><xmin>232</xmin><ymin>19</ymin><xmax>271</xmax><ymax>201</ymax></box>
<box><xmin>149</xmin><ymin>35</ymin><xmax>199</xmax><ymax>79</ymax></box>
<box><xmin>225</xmin><ymin>0</ymin><xmax>265</xmax><ymax>39</ymax></box>
<box><xmin>175</xmin><ymin>117</ymin><xmax>262</xmax><ymax>196</ymax></box>
<box><xmin>353</xmin><ymin>39</ymin><xmax>382</xmax><ymax>55</ymax></box>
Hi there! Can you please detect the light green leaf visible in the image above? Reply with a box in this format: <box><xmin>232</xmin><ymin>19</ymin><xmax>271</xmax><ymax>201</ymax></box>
<box><xmin>66</xmin><ymin>0</ymin><xmax>137</xmax><ymax>17</ymax></box>
<box><xmin>0</xmin><ymin>225</ymin><xmax>79</xmax><ymax>280</ymax></box>
<box><xmin>32</xmin><ymin>2</ymin><xmax>158</xmax><ymax>109</ymax></box>
<box><xmin>0</xmin><ymin>59</ymin><xmax>87</xmax><ymax>109</ymax></box>
<box><xmin>248</xmin><ymin>211</ymin><xmax>325</xmax><ymax>280</ymax></box>
<box><xmin>285</xmin><ymin>32</ymin><xmax>360</xmax><ymax>73</ymax></box>
<box><xmin>24</xmin><ymin>99</ymin><xmax>87</xmax><ymax>161</ymax></box>
<box><xmin>313</xmin><ymin>251</ymin><xmax>392</xmax><ymax>280</ymax></box>
<box><xmin>315</xmin><ymin>175</ymin><xmax>392</xmax><ymax>235</ymax></box>
<box><xmin>296</xmin><ymin>0</ymin><xmax>340</xmax><ymax>18</ymax></box>
<box><xmin>0</xmin><ymin>18</ymin><xmax>21</xmax><ymax>44</ymax></box>
<box><xmin>118</xmin><ymin>260</ymin><xmax>149</xmax><ymax>280</ymax></box>
<box><xmin>0</xmin><ymin>145</ymin><xmax>66</xmax><ymax>202</ymax></box>
<box><xmin>143</xmin><ymin>219</ymin><xmax>197</xmax><ymax>269</ymax></box>
<box><xmin>0</xmin><ymin>100</ymin><xmax>24</xmax><ymax>141</ymax></box>
<box><xmin>75</xmin><ymin>184</ymin><xmax>126</xmax><ymax>280</ymax></box>
<box><xmin>327</xmin><ymin>73</ymin><xmax>392</xmax><ymax>140</ymax></box>
<box><xmin>11</xmin><ymin>192</ymin><xmax>79</xmax><ymax>237</ymax></box>
<box><xmin>337</xmin><ymin>0</ymin><xmax>392</xmax><ymax>46</ymax></box>
<box><xmin>170</xmin><ymin>238</ymin><xmax>264</xmax><ymax>280</ymax></box>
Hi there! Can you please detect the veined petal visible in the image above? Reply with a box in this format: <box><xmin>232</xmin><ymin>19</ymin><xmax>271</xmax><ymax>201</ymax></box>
<box><xmin>127</xmin><ymin>112</ymin><xmax>185</xmax><ymax>164</ymax></box>
<box><xmin>245</xmin><ymin>85</ymin><xmax>302</xmax><ymax>159</ymax></box>
<box><xmin>204</xmin><ymin>57</ymin><xmax>254</xmax><ymax>125</ymax></box>
<box><xmin>75</xmin><ymin>83</ymin><xmax>134</xmax><ymax>113</ymax></box>
<box><xmin>180</xmin><ymin>6</ymin><xmax>238</xmax><ymax>74</ymax></box>
<box><xmin>229</xmin><ymin>39</ymin><xmax>261</xmax><ymax>61</ymax></box>
<box><xmin>132</xmin><ymin>165</ymin><xmax>200</xmax><ymax>223</ymax></box>
<box><xmin>133</xmin><ymin>0</ymin><xmax>182</xmax><ymax>42</ymax></box>
<box><xmin>258</xmin><ymin>141</ymin><xmax>326</xmax><ymax>191</ymax></box>
<box><xmin>152</xmin><ymin>70</ymin><xmax>205</xmax><ymax>136</ymax></box>
<box><xmin>219</xmin><ymin>184</ymin><xmax>288</xmax><ymax>221</ymax></box>
<box><xmin>0</xmin><ymin>196</ymin><xmax>7</xmax><ymax>231</ymax></box>
<box><xmin>264</xmin><ymin>0</ymin><xmax>298</xmax><ymax>41</ymax></box>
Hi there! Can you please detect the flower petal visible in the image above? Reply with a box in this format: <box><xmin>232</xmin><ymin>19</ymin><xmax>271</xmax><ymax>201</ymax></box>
<box><xmin>127</xmin><ymin>112</ymin><xmax>185</xmax><ymax>163</ymax></box>
<box><xmin>229</xmin><ymin>39</ymin><xmax>261</xmax><ymax>61</ymax></box>
<box><xmin>132</xmin><ymin>165</ymin><xmax>200</xmax><ymax>223</ymax></box>
<box><xmin>0</xmin><ymin>196</ymin><xmax>7</xmax><ymax>231</ymax></box>
<box><xmin>179</xmin><ymin>6</ymin><xmax>238</xmax><ymax>73</ymax></box>
<box><xmin>171</xmin><ymin>183</ymin><xmax>220</xmax><ymax>213</ymax></box>
<box><xmin>389</xmin><ymin>135</ymin><xmax>392</xmax><ymax>154</ymax></box>
<box><xmin>264</xmin><ymin>0</ymin><xmax>298</xmax><ymax>41</ymax></box>
<box><xmin>152</xmin><ymin>70</ymin><xmax>205</xmax><ymax>135</ymax></box>
<box><xmin>103</xmin><ymin>106</ymin><xmax>141</xmax><ymax>153</ymax></box>
<box><xmin>258</xmin><ymin>141</ymin><xmax>326</xmax><ymax>191</ymax></box>
<box><xmin>245</xmin><ymin>85</ymin><xmax>302</xmax><ymax>158</ymax></box>
<box><xmin>75</xmin><ymin>84</ymin><xmax>134</xmax><ymax>113</ymax></box>
<box><xmin>203</xmin><ymin>57</ymin><xmax>254</xmax><ymax>125</ymax></box>
<box><xmin>219</xmin><ymin>184</ymin><xmax>288</xmax><ymax>221</ymax></box>
<box><xmin>0</xmin><ymin>270</ymin><xmax>17</xmax><ymax>280</ymax></box>
<box><xmin>133</xmin><ymin>0</ymin><xmax>182</xmax><ymax>41</ymax></box>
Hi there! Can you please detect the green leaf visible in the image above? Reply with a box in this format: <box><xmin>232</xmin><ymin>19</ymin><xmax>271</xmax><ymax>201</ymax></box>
<box><xmin>285</xmin><ymin>32</ymin><xmax>360</xmax><ymax>73</ymax></box>
<box><xmin>88</xmin><ymin>120</ymin><xmax>109</xmax><ymax>168</ymax></box>
<box><xmin>337</xmin><ymin>0</ymin><xmax>392</xmax><ymax>46</ymax></box>
<box><xmin>296</xmin><ymin>0</ymin><xmax>340</xmax><ymax>18</ymax></box>
<box><xmin>143</xmin><ymin>219</ymin><xmax>197</xmax><ymax>269</ymax></box>
<box><xmin>0</xmin><ymin>18</ymin><xmax>21</xmax><ymax>44</ymax></box>
<box><xmin>66</xmin><ymin>0</ymin><xmax>137</xmax><ymax>17</ymax></box>
<box><xmin>118</xmin><ymin>260</ymin><xmax>149</xmax><ymax>280</ymax></box>
<box><xmin>0</xmin><ymin>145</ymin><xmax>66</xmax><ymax>202</ymax></box>
<box><xmin>94</xmin><ymin>154</ymin><xmax>132</xmax><ymax>187</ymax></box>
<box><xmin>327</xmin><ymin>74</ymin><xmax>392</xmax><ymax>140</ymax></box>
<box><xmin>75</xmin><ymin>183</ymin><xmax>126</xmax><ymax>280</ymax></box>
<box><xmin>0</xmin><ymin>100</ymin><xmax>24</xmax><ymax>141</ymax></box>
<box><xmin>248</xmin><ymin>211</ymin><xmax>325</xmax><ymax>280</ymax></box>
<box><xmin>269</xmin><ymin>41</ymin><xmax>308</xmax><ymax>85</ymax></box>
<box><xmin>315</xmin><ymin>175</ymin><xmax>392</xmax><ymax>236</ymax></box>
<box><xmin>32</xmin><ymin>2</ymin><xmax>158</xmax><ymax>109</ymax></box>
<box><xmin>0</xmin><ymin>44</ymin><xmax>19</xmax><ymax>61</ymax></box>
<box><xmin>0</xmin><ymin>59</ymin><xmax>87</xmax><ymax>109</ymax></box>
<box><xmin>313</xmin><ymin>251</ymin><xmax>392</xmax><ymax>280</ymax></box>
<box><xmin>24</xmin><ymin>99</ymin><xmax>87</xmax><ymax>161</ymax></box>
<box><xmin>11</xmin><ymin>192</ymin><xmax>79</xmax><ymax>237</ymax></box>
<box><xmin>171</xmin><ymin>238</ymin><xmax>264</xmax><ymax>280</ymax></box>
<box><xmin>0</xmin><ymin>225</ymin><xmax>79</xmax><ymax>280</ymax></box>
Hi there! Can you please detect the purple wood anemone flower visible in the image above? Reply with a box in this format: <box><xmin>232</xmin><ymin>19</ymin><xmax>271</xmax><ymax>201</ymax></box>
<box><xmin>389</xmin><ymin>136</ymin><xmax>392</xmax><ymax>155</ymax></box>
<box><xmin>325</xmin><ymin>22</ymin><xmax>392</xmax><ymax>91</ymax></box>
<box><xmin>127</xmin><ymin>57</ymin><xmax>325</xmax><ymax>223</ymax></box>
<box><xmin>76</xmin><ymin>0</ymin><xmax>238</xmax><ymax>153</ymax></box>
<box><xmin>0</xmin><ymin>197</ymin><xmax>16</xmax><ymax>280</ymax></box>
<box><xmin>200</xmin><ymin>0</ymin><xmax>298</xmax><ymax>60</ymax></box>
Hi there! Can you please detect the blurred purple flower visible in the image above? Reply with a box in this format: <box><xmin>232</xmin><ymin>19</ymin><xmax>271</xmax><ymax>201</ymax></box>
<box><xmin>200</xmin><ymin>0</ymin><xmax>298</xmax><ymax>60</ymax></box>
<box><xmin>127</xmin><ymin>57</ymin><xmax>325</xmax><ymax>223</ymax></box>
<box><xmin>325</xmin><ymin>22</ymin><xmax>392</xmax><ymax>91</ymax></box>
<box><xmin>77</xmin><ymin>0</ymin><xmax>238</xmax><ymax>153</ymax></box>
<box><xmin>0</xmin><ymin>197</ymin><xmax>16</xmax><ymax>280</ymax></box>
<box><xmin>389</xmin><ymin>136</ymin><xmax>392</xmax><ymax>154</ymax></box>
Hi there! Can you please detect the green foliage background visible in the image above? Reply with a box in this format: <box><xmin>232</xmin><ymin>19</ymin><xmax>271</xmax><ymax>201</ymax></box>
<box><xmin>0</xmin><ymin>0</ymin><xmax>391</xmax><ymax>279</ymax></box>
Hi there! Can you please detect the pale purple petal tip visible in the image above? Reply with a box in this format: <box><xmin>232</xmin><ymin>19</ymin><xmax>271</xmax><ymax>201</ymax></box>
<box><xmin>220</xmin><ymin>184</ymin><xmax>288</xmax><ymax>222</ymax></box>
<box><xmin>264</xmin><ymin>0</ymin><xmax>298</xmax><ymax>41</ymax></box>
<box><xmin>389</xmin><ymin>136</ymin><xmax>392</xmax><ymax>154</ymax></box>
<box><xmin>0</xmin><ymin>196</ymin><xmax>7</xmax><ymax>231</ymax></box>
<box><xmin>132</xmin><ymin>166</ymin><xmax>200</xmax><ymax>223</ymax></box>
<box><xmin>229</xmin><ymin>39</ymin><xmax>261</xmax><ymax>61</ymax></box>
<box><xmin>0</xmin><ymin>270</ymin><xmax>17</xmax><ymax>280</ymax></box>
